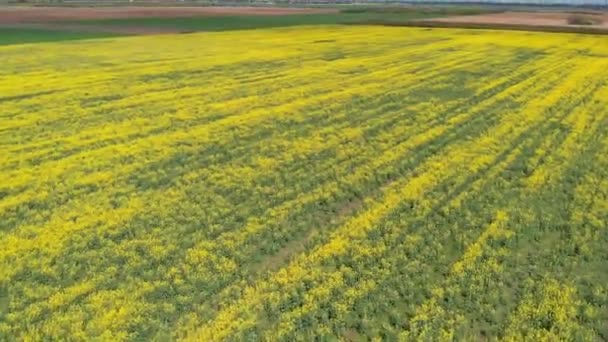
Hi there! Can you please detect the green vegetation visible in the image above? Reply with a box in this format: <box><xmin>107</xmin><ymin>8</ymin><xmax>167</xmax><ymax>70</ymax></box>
<box><xmin>73</xmin><ymin>11</ymin><xmax>444</xmax><ymax>32</ymax></box>
<box><xmin>0</xmin><ymin>27</ymin><xmax>120</xmax><ymax>46</ymax></box>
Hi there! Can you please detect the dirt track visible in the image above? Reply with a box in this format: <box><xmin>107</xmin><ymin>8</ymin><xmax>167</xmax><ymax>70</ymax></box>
<box><xmin>0</xmin><ymin>6</ymin><xmax>337</xmax><ymax>24</ymax></box>
<box><xmin>428</xmin><ymin>11</ymin><xmax>608</xmax><ymax>30</ymax></box>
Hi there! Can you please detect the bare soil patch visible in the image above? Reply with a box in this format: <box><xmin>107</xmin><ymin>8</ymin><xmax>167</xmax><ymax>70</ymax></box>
<box><xmin>427</xmin><ymin>11</ymin><xmax>608</xmax><ymax>30</ymax></box>
<box><xmin>0</xmin><ymin>6</ymin><xmax>337</xmax><ymax>24</ymax></box>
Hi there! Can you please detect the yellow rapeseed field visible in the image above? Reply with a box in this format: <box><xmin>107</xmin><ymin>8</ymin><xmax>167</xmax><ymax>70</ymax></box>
<box><xmin>1</xmin><ymin>26</ymin><xmax>607</xmax><ymax>340</ymax></box>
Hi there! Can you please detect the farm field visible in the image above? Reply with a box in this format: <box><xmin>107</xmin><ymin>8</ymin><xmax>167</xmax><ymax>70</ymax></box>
<box><xmin>0</xmin><ymin>5</ymin><xmax>496</xmax><ymax>45</ymax></box>
<box><xmin>0</xmin><ymin>27</ymin><xmax>123</xmax><ymax>45</ymax></box>
<box><xmin>1</xmin><ymin>25</ymin><xmax>608</xmax><ymax>341</ymax></box>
